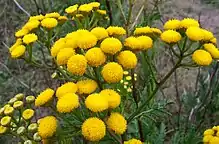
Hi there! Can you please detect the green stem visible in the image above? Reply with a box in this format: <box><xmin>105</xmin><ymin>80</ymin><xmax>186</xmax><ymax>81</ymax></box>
<box><xmin>94</xmin><ymin>67</ymin><xmax>103</xmax><ymax>90</ymax></box>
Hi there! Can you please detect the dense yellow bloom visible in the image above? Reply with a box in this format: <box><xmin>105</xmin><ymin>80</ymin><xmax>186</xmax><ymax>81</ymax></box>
<box><xmin>101</xmin><ymin>62</ymin><xmax>123</xmax><ymax>83</ymax></box>
<box><xmin>203</xmin><ymin>135</ymin><xmax>213</xmax><ymax>143</ymax></box>
<box><xmin>35</xmin><ymin>88</ymin><xmax>54</xmax><ymax>107</ymax></box>
<box><xmin>29</xmin><ymin>14</ymin><xmax>44</xmax><ymax>21</ymax></box>
<box><xmin>210</xmin><ymin>137</ymin><xmax>219</xmax><ymax>144</ymax></box>
<box><xmin>85</xmin><ymin>48</ymin><xmax>106</xmax><ymax>67</ymax></box>
<box><xmin>56</xmin><ymin>93</ymin><xmax>79</xmax><ymax>113</ymax></box>
<box><xmin>160</xmin><ymin>30</ymin><xmax>181</xmax><ymax>43</ymax></box>
<box><xmin>10</xmin><ymin>45</ymin><xmax>26</xmax><ymax>59</ymax></box>
<box><xmin>65</xmin><ymin>4</ymin><xmax>78</xmax><ymax>14</ymax></box>
<box><xmin>124</xmin><ymin>138</ymin><xmax>143</xmax><ymax>144</ymax></box>
<box><xmin>100</xmin><ymin>37</ymin><xmax>122</xmax><ymax>55</ymax></box>
<box><xmin>100</xmin><ymin>89</ymin><xmax>121</xmax><ymax>109</ymax></box>
<box><xmin>85</xmin><ymin>93</ymin><xmax>108</xmax><ymax>112</ymax></box>
<box><xmin>204</xmin><ymin>129</ymin><xmax>214</xmax><ymax>136</ymax></box>
<box><xmin>65</xmin><ymin>32</ymin><xmax>78</xmax><ymax>49</ymax></box>
<box><xmin>106</xmin><ymin>113</ymin><xmax>127</xmax><ymax>135</ymax></box>
<box><xmin>134</xmin><ymin>26</ymin><xmax>153</xmax><ymax>35</ymax></box>
<box><xmin>82</xmin><ymin>117</ymin><xmax>106</xmax><ymax>141</ymax></box>
<box><xmin>117</xmin><ymin>50</ymin><xmax>137</xmax><ymax>69</ymax></box>
<box><xmin>211</xmin><ymin>37</ymin><xmax>217</xmax><ymax>45</ymax></box>
<box><xmin>0</xmin><ymin>116</ymin><xmax>11</xmax><ymax>126</ymax></box>
<box><xmin>56</xmin><ymin>82</ymin><xmax>78</xmax><ymax>99</ymax></box>
<box><xmin>180</xmin><ymin>18</ymin><xmax>200</xmax><ymax>29</ymax></box>
<box><xmin>186</xmin><ymin>27</ymin><xmax>204</xmax><ymax>41</ymax></box>
<box><xmin>67</xmin><ymin>54</ymin><xmax>87</xmax><ymax>76</ymax></box>
<box><xmin>45</xmin><ymin>12</ymin><xmax>60</xmax><ymax>18</ymax></box>
<box><xmin>15</xmin><ymin>28</ymin><xmax>29</xmax><ymax>37</ymax></box>
<box><xmin>97</xmin><ymin>9</ymin><xmax>107</xmax><ymax>15</ymax></box>
<box><xmin>50</xmin><ymin>38</ymin><xmax>66</xmax><ymax>57</ymax></box>
<box><xmin>76</xmin><ymin>30</ymin><xmax>97</xmax><ymax>49</ymax></box>
<box><xmin>164</xmin><ymin>19</ymin><xmax>181</xmax><ymax>30</ymax></box>
<box><xmin>23</xmin><ymin>33</ymin><xmax>38</xmax><ymax>44</ymax></box>
<box><xmin>151</xmin><ymin>28</ymin><xmax>162</xmax><ymax>35</ymax></box>
<box><xmin>22</xmin><ymin>109</ymin><xmax>34</xmax><ymax>120</ymax></box>
<box><xmin>204</xmin><ymin>43</ymin><xmax>219</xmax><ymax>59</ymax></box>
<box><xmin>137</xmin><ymin>36</ymin><xmax>153</xmax><ymax>50</ymax></box>
<box><xmin>56</xmin><ymin>48</ymin><xmax>75</xmax><ymax>65</ymax></box>
<box><xmin>192</xmin><ymin>50</ymin><xmax>212</xmax><ymax>66</ymax></box>
<box><xmin>78</xmin><ymin>4</ymin><xmax>93</xmax><ymax>13</ymax></box>
<box><xmin>89</xmin><ymin>2</ymin><xmax>100</xmax><ymax>8</ymax></box>
<box><xmin>91</xmin><ymin>27</ymin><xmax>108</xmax><ymax>40</ymax></box>
<box><xmin>76</xmin><ymin>79</ymin><xmax>98</xmax><ymax>94</ymax></box>
<box><xmin>124</xmin><ymin>37</ymin><xmax>141</xmax><ymax>50</ymax></box>
<box><xmin>0</xmin><ymin>126</ymin><xmax>7</xmax><ymax>134</ymax></box>
<box><xmin>41</xmin><ymin>18</ymin><xmax>58</xmax><ymax>29</ymax></box>
<box><xmin>202</xmin><ymin>29</ymin><xmax>214</xmax><ymax>41</ymax></box>
<box><xmin>106</xmin><ymin>26</ymin><xmax>126</xmax><ymax>36</ymax></box>
<box><xmin>23</xmin><ymin>20</ymin><xmax>40</xmax><ymax>31</ymax></box>
<box><xmin>9</xmin><ymin>38</ymin><xmax>23</xmax><ymax>52</ymax></box>
<box><xmin>38</xmin><ymin>116</ymin><xmax>57</xmax><ymax>139</ymax></box>
<box><xmin>4</xmin><ymin>106</ymin><xmax>14</xmax><ymax>115</ymax></box>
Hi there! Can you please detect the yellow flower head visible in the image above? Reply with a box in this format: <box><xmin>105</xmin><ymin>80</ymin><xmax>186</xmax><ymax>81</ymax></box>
<box><xmin>56</xmin><ymin>48</ymin><xmax>75</xmax><ymax>65</ymax></box>
<box><xmin>124</xmin><ymin>36</ymin><xmax>141</xmax><ymax>50</ymax></box>
<box><xmin>210</xmin><ymin>137</ymin><xmax>219</xmax><ymax>144</ymax></box>
<box><xmin>91</xmin><ymin>27</ymin><xmax>109</xmax><ymax>40</ymax></box>
<box><xmin>76</xmin><ymin>29</ymin><xmax>97</xmax><ymax>49</ymax></box>
<box><xmin>100</xmin><ymin>37</ymin><xmax>122</xmax><ymax>55</ymax></box>
<box><xmin>97</xmin><ymin>9</ymin><xmax>107</xmax><ymax>15</ymax></box>
<box><xmin>180</xmin><ymin>18</ymin><xmax>200</xmax><ymax>29</ymax></box>
<box><xmin>164</xmin><ymin>19</ymin><xmax>181</xmax><ymax>30</ymax></box>
<box><xmin>204</xmin><ymin>129</ymin><xmax>214</xmax><ymax>136</ymax></box>
<box><xmin>82</xmin><ymin>117</ymin><xmax>106</xmax><ymax>141</ymax></box>
<box><xmin>203</xmin><ymin>135</ymin><xmax>213</xmax><ymax>143</ymax></box>
<box><xmin>10</xmin><ymin>45</ymin><xmax>26</xmax><ymax>59</ymax></box>
<box><xmin>117</xmin><ymin>50</ymin><xmax>137</xmax><ymax>69</ymax></box>
<box><xmin>85</xmin><ymin>93</ymin><xmax>108</xmax><ymax>112</ymax></box>
<box><xmin>50</xmin><ymin>38</ymin><xmax>66</xmax><ymax>57</ymax></box>
<box><xmin>38</xmin><ymin>116</ymin><xmax>57</xmax><ymax>139</ymax></box>
<box><xmin>101</xmin><ymin>62</ymin><xmax>123</xmax><ymax>83</ymax></box>
<box><xmin>56</xmin><ymin>82</ymin><xmax>78</xmax><ymax>99</ymax></box>
<box><xmin>22</xmin><ymin>109</ymin><xmax>34</xmax><ymax>120</ymax></box>
<box><xmin>211</xmin><ymin>37</ymin><xmax>217</xmax><ymax>45</ymax></box>
<box><xmin>106</xmin><ymin>26</ymin><xmax>126</xmax><ymax>36</ymax></box>
<box><xmin>4</xmin><ymin>106</ymin><xmax>14</xmax><ymax>115</ymax></box>
<box><xmin>15</xmin><ymin>28</ymin><xmax>29</xmax><ymax>38</ymax></box>
<box><xmin>58</xmin><ymin>16</ymin><xmax>68</xmax><ymax>23</ymax></box>
<box><xmin>65</xmin><ymin>4</ymin><xmax>78</xmax><ymax>14</ymax></box>
<box><xmin>23</xmin><ymin>20</ymin><xmax>40</xmax><ymax>31</ymax></box>
<box><xmin>0</xmin><ymin>116</ymin><xmax>11</xmax><ymax>126</ymax></box>
<box><xmin>85</xmin><ymin>47</ymin><xmax>106</xmax><ymax>67</ymax></box>
<box><xmin>41</xmin><ymin>18</ymin><xmax>58</xmax><ymax>29</ymax></box>
<box><xmin>0</xmin><ymin>126</ymin><xmax>7</xmax><ymax>134</ymax></box>
<box><xmin>67</xmin><ymin>54</ymin><xmax>87</xmax><ymax>76</ymax></box>
<box><xmin>100</xmin><ymin>89</ymin><xmax>121</xmax><ymax>109</ymax></box>
<box><xmin>9</xmin><ymin>38</ymin><xmax>23</xmax><ymax>52</ymax></box>
<box><xmin>160</xmin><ymin>30</ymin><xmax>181</xmax><ymax>44</ymax></box>
<box><xmin>35</xmin><ymin>88</ymin><xmax>54</xmax><ymax>107</ymax></box>
<box><xmin>186</xmin><ymin>27</ymin><xmax>204</xmax><ymax>41</ymax></box>
<box><xmin>56</xmin><ymin>93</ymin><xmax>79</xmax><ymax>113</ymax></box>
<box><xmin>45</xmin><ymin>12</ymin><xmax>60</xmax><ymax>18</ymax></box>
<box><xmin>134</xmin><ymin>26</ymin><xmax>153</xmax><ymax>35</ymax></box>
<box><xmin>78</xmin><ymin>4</ymin><xmax>93</xmax><ymax>13</ymax></box>
<box><xmin>204</xmin><ymin>43</ymin><xmax>219</xmax><ymax>59</ymax></box>
<box><xmin>13</xmin><ymin>101</ymin><xmax>24</xmax><ymax>109</ymax></box>
<box><xmin>106</xmin><ymin>112</ymin><xmax>127</xmax><ymax>135</ymax></box>
<box><xmin>124</xmin><ymin>138</ymin><xmax>143</xmax><ymax>144</ymax></box>
<box><xmin>151</xmin><ymin>28</ymin><xmax>162</xmax><ymax>35</ymax></box>
<box><xmin>29</xmin><ymin>14</ymin><xmax>44</xmax><ymax>21</ymax></box>
<box><xmin>65</xmin><ymin>33</ymin><xmax>78</xmax><ymax>49</ymax></box>
<box><xmin>192</xmin><ymin>50</ymin><xmax>212</xmax><ymax>66</ymax></box>
<box><xmin>89</xmin><ymin>2</ymin><xmax>100</xmax><ymax>9</ymax></box>
<box><xmin>76</xmin><ymin>79</ymin><xmax>98</xmax><ymax>94</ymax></box>
<box><xmin>23</xmin><ymin>33</ymin><xmax>38</xmax><ymax>44</ymax></box>
<box><xmin>201</xmin><ymin>29</ymin><xmax>214</xmax><ymax>41</ymax></box>
<box><xmin>137</xmin><ymin>36</ymin><xmax>153</xmax><ymax>50</ymax></box>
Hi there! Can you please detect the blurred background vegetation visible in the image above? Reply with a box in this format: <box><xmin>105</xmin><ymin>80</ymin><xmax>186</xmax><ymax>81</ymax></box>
<box><xmin>1</xmin><ymin>0</ymin><xmax>219</xmax><ymax>143</ymax></box>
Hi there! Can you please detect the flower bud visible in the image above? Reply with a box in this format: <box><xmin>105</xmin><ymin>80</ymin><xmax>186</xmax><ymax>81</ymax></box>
<box><xmin>17</xmin><ymin>126</ymin><xmax>25</xmax><ymax>135</ymax></box>
<box><xmin>4</xmin><ymin>107</ymin><xmax>14</xmax><ymax>115</ymax></box>
<box><xmin>14</xmin><ymin>93</ymin><xmax>24</xmax><ymax>100</ymax></box>
<box><xmin>28</xmin><ymin>123</ymin><xmax>38</xmax><ymax>132</ymax></box>
<box><xmin>13</xmin><ymin>101</ymin><xmax>24</xmax><ymax>109</ymax></box>
<box><xmin>33</xmin><ymin>132</ymin><xmax>42</xmax><ymax>142</ymax></box>
<box><xmin>24</xmin><ymin>140</ymin><xmax>33</xmax><ymax>144</ymax></box>
<box><xmin>0</xmin><ymin>125</ymin><xmax>7</xmax><ymax>134</ymax></box>
<box><xmin>22</xmin><ymin>109</ymin><xmax>34</xmax><ymax>120</ymax></box>
<box><xmin>0</xmin><ymin>107</ymin><xmax>5</xmax><ymax>115</ymax></box>
<box><xmin>1</xmin><ymin>116</ymin><xmax>11</xmax><ymax>126</ymax></box>
<box><xmin>26</xmin><ymin>96</ymin><xmax>35</xmax><ymax>103</ymax></box>
<box><xmin>8</xmin><ymin>98</ymin><xmax>18</xmax><ymax>105</ymax></box>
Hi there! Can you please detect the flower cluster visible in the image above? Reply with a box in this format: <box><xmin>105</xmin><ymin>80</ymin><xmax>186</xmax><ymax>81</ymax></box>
<box><xmin>203</xmin><ymin>126</ymin><xmax>219</xmax><ymax>144</ymax></box>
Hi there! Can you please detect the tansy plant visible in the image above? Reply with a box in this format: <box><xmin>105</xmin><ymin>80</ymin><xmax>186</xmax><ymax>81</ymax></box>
<box><xmin>3</xmin><ymin>1</ymin><xmax>219</xmax><ymax>144</ymax></box>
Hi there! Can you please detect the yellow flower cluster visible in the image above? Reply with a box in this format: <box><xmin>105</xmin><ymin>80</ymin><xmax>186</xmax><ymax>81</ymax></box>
<box><xmin>203</xmin><ymin>126</ymin><xmax>219</xmax><ymax>144</ymax></box>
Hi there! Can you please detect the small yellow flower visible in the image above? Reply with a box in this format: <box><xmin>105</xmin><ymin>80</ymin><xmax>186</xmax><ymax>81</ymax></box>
<box><xmin>134</xmin><ymin>26</ymin><xmax>153</xmax><ymax>35</ymax></box>
<box><xmin>76</xmin><ymin>29</ymin><xmax>97</xmax><ymax>49</ymax></box>
<box><xmin>202</xmin><ymin>29</ymin><xmax>214</xmax><ymax>41</ymax></box>
<box><xmin>126</xmin><ymin>76</ymin><xmax>132</xmax><ymax>81</ymax></box>
<box><xmin>151</xmin><ymin>28</ymin><xmax>162</xmax><ymax>35</ymax></box>
<box><xmin>13</xmin><ymin>101</ymin><xmax>23</xmax><ymax>109</ymax></box>
<box><xmin>180</xmin><ymin>18</ymin><xmax>200</xmax><ymax>29</ymax></box>
<box><xmin>50</xmin><ymin>38</ymin><xmax>66</xmax><ymax>57</ymax></box>
<box><xmin>124</xmin><ymin>37</ymin><xmax>141</xmax><ymax>50</ymax></box>
<box><xmin>91</xmin><ymin>27</ymin><xmax>108</xmax><ymax>40</ymax></box>
<box><xmin>22</xmin><ymin>109</ymin><xmax>34</xmax><ymax>120</ymax></box>
<box><xmin>85</xmin><ymin>93</ymin><xmax>108</xmax><ymax>112</ymax></box>
<box><xmin>101</xmin><ymin>62</ymin><xmax>123</xmax><ymax>83</ymax></box>
<box><xmin>9</xmin><ymin>38</ymin><xmax>23</xmax><ymax>52</ymax></box>
<box><xmin>123</xmin><ymin>71</ymin><xmax>129</xmax><ymax>75</ymax></box>
<box><xmin>76</xmin><ymin>79</ymin><xmax>98</xmax><ymax>94</ymax></box>
<box><xmin>100</xmin><ymin>89</ymin><xmax>121</xmax><ymax>109</ymax></box>
<box><xmin>41</xmin><ymin>18</ymin><xmax>58</xmax><ymax>29</ymax></box>
<box><xmin>56</xmin><ymin>48</ymin><xmax>75</xmax><ymax>65</ymax></box>
<box><xmin>192</xmin><ymin>50</ymin><xmax>212</xmax><ymax>66</ymax></box>
<box><xmin>67</xmin><ymin>54</ymin><xmax>87</xmax><ymax>76</ymax></box>
<box><xmin>204</xmin><ymin>43</ymin><xmax>219</xmax><ymax>59</ymax></box>
<box><xmin>97</xmin><ymin>9</ymin><xmax>107</xmax><ymax>15</ymax></box>
<box><xmin>100</xmin><ymin>37</ymin><xmax>122</xmax><ymax>55</ymax></box>
<box><xmin>56</xmin><ymin>82</ymin><xmax>78</xmax><ymax>99</ymax></box>
<box><xmin>1</xmin><ymin>116</ymin><xmax>11</xmax><ymax>126</ymax></box>
<box><xmin>164</xmin><ymin>19</ymin><xmax>181</xmax><ymax>30</ymax></box>
<box><xmin>0</xmin><ymin>126</ymin><xmax>7</xmax><ymax>134</ymax></box>
<box><xmin>58</xmin><ymin>16</ymin><xmax>68</xmax><ymax>23</ymax></box>
<box><xmin>65</xmin><ymin>4</ymin><xmax>78</xmax><ymax>14</ymax></box>
<box><xmin>38</xmin><ymin>116</ymin><xmax>57</xmax><ymax>139</ymax></box>
<box><xmin>29</xmin><ymin>14</ymin><xmax>44</xmax><ymax>21</ymax></box>
<box><xmin>56</xmin><ymin>93</ymin><xmax>79</xmax><ymax>113</ymax></box>
<box><xmin>203</xmin><ymin>135</ymin><xmax>213</xmax><ymax>143</ymax></box>
<box><xmin>26</xmin><ymin>95</ymin><xmax>35</xmax><ymax>103</ymax></box>
<box><xmin>89</xmin><ymin>2</ymin><xmax>100</xmax><ymax>9</ymax></box>
<box><xmin>106</xmin><ymin>113</ymin><xmax>127</xmax><ymax>135</ymax></box>
<box><xmin>15</xmin><ymin>28</ymin><xmax>29</xmax><ymax>38</ymax></box>
<box><xmin>85</xmin><ymin>47</ymin><xmax>106</xmax><ymax>67</ymax></box>
<box><xmin>35</xmin><ymin>88</ymin><xmax>55</xmax><ymax>107</ymax></box>
<box><xmin>211</xmin><ymin>37</ymin><xmax>217</xmax><ymax>45</ymax></box>
<box><xmin>23</xmin><ymin>33</ymin><xmax>38</xmax><ymax>44</ymax></box>
<box><xmin>45</xmin><ymin>12</ymin><xmax>60</xmax><ymax>18</ymax></box>
<box><xmin>78</xmin><ymin>4</ymin><xmax>93</xmax><ymax>13</ymax></box>
<box><xmin>137</xmin><ymin>36</ymin><xmax>153</xmax><ymax>50</ymax></box>
<box><xmin>82</xmin><ymin>117</ymin><xmax>106</xmax><ymax>141</ymax></box>
<box><xmin>10</xmin><ymin>45</ymin><xmax>26</xmax><ymax>59</ymax></box>
<box><xmin>23</xmin><ymin>20</ymin><xmax>40</xmax><ymax>31</ymax></box>
<box><xmin>160</xmin><ymin>30</ymin><xmax>181</xmax><ymax>44</ymax></box>
<box><xmin>8</xmin><ymin>97</ymin><xmax>18</xmax><ymax>105</ymax></box>
<box><xmin>124</xmin><ymin>138</ymin><xmax>143</xmax><ymax>144</ymax></box>
<box><xmin>186</xmin><ymin>27</ymin><xmax>204</xmax><ymax>41</ymax></box>
<box><xmin>106</xmin><ymin>26</ymin><xmax>126</xmax><ymax>36</ymax></box>
<box><xmin>4</xmin><ymin>106</ymin><xmax>14</xmax><ymax>115</ymax></box>
<box><xmin>117</xmin><ymin>50</ymin><xmax>137</xmax><ymax>69</ymax></box>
